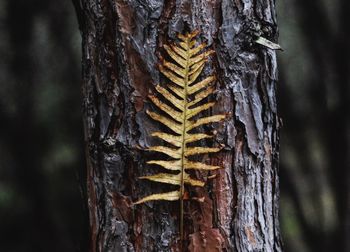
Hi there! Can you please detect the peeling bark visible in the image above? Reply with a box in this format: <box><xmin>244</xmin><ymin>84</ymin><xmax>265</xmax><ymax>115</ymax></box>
<box><xmin>74</xmin><ymin>0</ymin><xmax>282</xmax><ymax>251</ymax></box>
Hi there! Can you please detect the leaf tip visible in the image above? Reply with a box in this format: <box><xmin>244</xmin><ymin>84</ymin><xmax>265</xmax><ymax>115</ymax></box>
<box><xmin>207</xmin><ymin>174</ymin><xmax>217</xmax><ymax>179</ymax></box>
<box><xmin>192</xmin><ymin>196</ymin><xmax>205</xmax><ymax>202</ymax></box>
<box><xmin>189</xmin><ymin>29</ymin><xmax>200</xmax><ymax>38</ymax></box>
<box><xmin>207</xmin><ymin>49</ymin><xmax>215</xmax><ymax>56</ymax></box>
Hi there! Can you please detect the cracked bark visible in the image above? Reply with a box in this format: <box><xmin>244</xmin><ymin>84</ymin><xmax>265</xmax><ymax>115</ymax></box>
<box><xmin>73</xmin><ymin>0</ymin><xmax>282</xmax><ymax>251</ymax></box>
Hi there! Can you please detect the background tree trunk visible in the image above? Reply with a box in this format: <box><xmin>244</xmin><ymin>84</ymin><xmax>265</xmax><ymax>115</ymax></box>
<box><xmin>74</xmin><ymin>0</ymin><xmax>282</xmax><ymax>251</ymax></box>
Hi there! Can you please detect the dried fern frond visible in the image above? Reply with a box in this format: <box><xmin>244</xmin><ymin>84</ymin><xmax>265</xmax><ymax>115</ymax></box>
<box><xmin>135</xmin><ymin>30</ymin><xmax>226</xmax><ymax>241</ymax></box>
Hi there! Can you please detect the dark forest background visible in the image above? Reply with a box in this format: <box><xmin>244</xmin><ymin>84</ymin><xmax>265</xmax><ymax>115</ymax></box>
<box><xmin>0</xmin><ymin>0</ymin><xmax>349</xmax><ymax>251</ymax></box>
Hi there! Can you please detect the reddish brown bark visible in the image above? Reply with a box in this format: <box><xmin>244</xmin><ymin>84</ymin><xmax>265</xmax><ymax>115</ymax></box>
<box><xmin>73</xmin><ymin>0</ymin><xmax>282</xmax><ymax>251</ymax></box>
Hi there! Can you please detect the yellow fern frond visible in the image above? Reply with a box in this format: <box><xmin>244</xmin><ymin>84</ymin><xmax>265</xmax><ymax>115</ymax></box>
<box><xmin>134</xmin><ymin>190</ymin><xmax>180</xmax><ymax>204</ymax></box>
<box><xmin>151</xmin><ymin>132</ymin><xmax>182</xmax><ymax>147</ymax></box>
<box><xmin>135</xmin><ymin>30</ymin><xmax>226</xmax><ymax>242</ymax></box>
<box><xmin>167</xmin><ymin>84</ymin><xmax>185</xmax><ymax>98</ymax></box>
<box><xmin>185</xmin><ymin>133</ymin><xmax>213</xmax><ymax>143</ymax></box>
<box><xmin>146</xmin><ymin>160</ymin><xmax>181</xmax><ymax>171</ymax></box>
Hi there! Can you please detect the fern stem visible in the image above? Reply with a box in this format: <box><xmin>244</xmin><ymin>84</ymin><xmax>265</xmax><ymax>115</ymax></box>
<box><xmin>179</xmin><ymin>34</ymin><xmax>191</xmax><ymax>250</ymax></box>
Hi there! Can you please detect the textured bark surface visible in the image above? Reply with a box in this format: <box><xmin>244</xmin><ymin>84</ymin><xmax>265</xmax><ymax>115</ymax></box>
<box><xmin>74</xmin><ymin>0</ymin><xmax>282</xmax><ymax>251</ymax></box>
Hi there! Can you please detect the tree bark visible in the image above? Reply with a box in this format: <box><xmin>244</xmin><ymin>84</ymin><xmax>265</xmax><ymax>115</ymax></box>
<box><xmin>74</xmin><ymin>0</ymin><xmax>282</xmax><ymax>251</ymax></box>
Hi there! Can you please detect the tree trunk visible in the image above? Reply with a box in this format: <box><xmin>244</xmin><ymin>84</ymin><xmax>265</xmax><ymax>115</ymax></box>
<box><xmin>73</xmin><ymin>0</ymin><xmax>282</xmax><ymax>251</ymax></box>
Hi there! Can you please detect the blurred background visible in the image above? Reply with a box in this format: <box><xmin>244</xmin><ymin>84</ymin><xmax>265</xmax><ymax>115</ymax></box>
<box><xmin>0</xmin><ymin>0</ymin><xmax>348</xmax><ymax>251</ymax></box>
